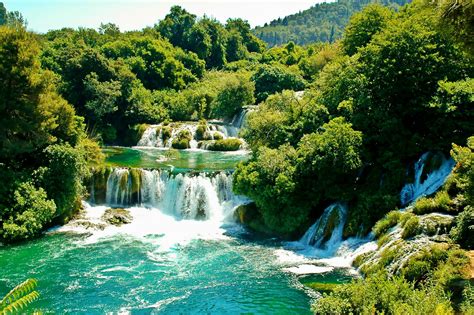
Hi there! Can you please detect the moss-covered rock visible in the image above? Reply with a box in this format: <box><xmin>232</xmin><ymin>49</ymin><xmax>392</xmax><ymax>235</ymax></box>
<box><xmin>401</xmin><ymin>216</ymin><xmax>420</xmax><ymax>239</ymax></box>
<box><xmin>172</xmin><ymin>129</ymin><xmax>192</xmax><ymax>149</ymax></box>
<box><xmin>172</xmin><ymin>138</ymin><xmax>190</xmax><ymax>149</ymax></box>
<box><xmin>413</xmin><ymin>191</ymin><xmax>453</xmax><ymax>215</ymax></box>
<box><xmin>102</xmin><ymin>208</ymin><xmax>133</xmax><ymax>226</ymax></box>
<box><xmin>234</xmin><ymin>202</ymin><xmax>275</xmax><ymax>235</ymax></box>
<box><xmin>196</xmin><ymin>121</ymin><xmax>207</xmax><ymax>141</ymax></box>
<box><xmin>90</xmin><ymin>167</ymin><xmax>113</xmax><ymax>204</ymax></box>
<box><xmin>321</xmin><ymin>207</ymin><xmax>341</xmax><ymax>243</ymax></box>
<box><xmin>419</xmin><ymin>214</ymin><xmax>454</xmax><ymax>236</ymax></box>
<box><xmin>207</xmin><ymin>138</ymin><xmax>242</xmax><ymax>151</ymax></box>
<box><xmin>157</xmin><ymin>125</ymin><xmax>172</xmax><ymax>143</ymax></box>
<box><xmin>213</xmin><ymin>132</ymin><xmax>224</xmax><ymax>140</ymax></box>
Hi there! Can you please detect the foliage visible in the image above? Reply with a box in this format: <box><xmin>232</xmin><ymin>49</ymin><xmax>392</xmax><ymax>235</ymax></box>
<box><xmin>252</xmin><ymin>64</ymin><xmax>306</xmax><ymax>103</ymax></box>
<box><xmin>372</xmin><ymin>210</ymin><xmax>401</xmax><ymax>238</ymax></box>
<box><xmin>1</xmin><ymin>182</ymin><xmax>56</xmax><ymax>242</ymax></box>
<box><xmin>342</xmin><ymin>4</ymin><xmax>394</xmax><ymax>55</ymax></box>
<box><xmin>450</xmin><ymin>206</ymin><xmax>474</xmax><ymax>249</ymax></box>
<box><xmin>254</xmin><ymin>0</ymin><xmax>410</xmax><ymax>47</ymax></box>
<box><xmin>312</xmin><ymin>272</ymin><xmax>454</xmax><ymax>315</ymax></box>
<box><xmin>401</xmin><ymin>216</ymin><xmax>420</xmax><ymax>239</ymax></box>
<box><xmin>234</xmin><ymin>117</ymin><xmax>362</xmax><ymax>235</ymax></box>
<box><xmin>206</xmin><ymin>138</ymin><xmax>242</xmax><ymax>151</ymax></box>
<box><xmin>0</xmin><ymin>22</ymin><xmax>100</xmax><ymax>243</ymax></box>
<box><xmin>0</xmin><ymin>279</ymin><xmax>39</xmax><ymax>314</ymax></box>
<box><xmin>210</xmin><ymin>72</ymin><xmax>255</xmax><ymax>119</ymax></box>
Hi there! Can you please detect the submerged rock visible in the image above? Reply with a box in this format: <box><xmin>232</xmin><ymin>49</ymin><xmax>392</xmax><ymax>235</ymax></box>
<box><xmin>102</xmin><ymin>208</ymin><xmax>133</xmax><ymax>226</ymax></box>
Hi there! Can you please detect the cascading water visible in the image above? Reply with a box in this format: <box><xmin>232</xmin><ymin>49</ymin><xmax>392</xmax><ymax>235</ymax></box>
<box><xmin>137</xmin><ymin>122</ymin><xmax>244</xmax><ymax>149</ymax></box>
<box><xmin>292</xmin><ymin>151</ymin><xmax>456</xmax><ymax>269</ymax></box>
<box><xmin>99</xmin><ymin>168</ymin><xmax>244</xmax><ymax>221</ymax></box>
<box><xmin>400</xmin><ymin>152</ymin><xmax>455</xmax><ymax>206</ymax></box>
<box><xmin>299</xmin><ymin>203</ymin><xmax>347</xmax><ymax>250</ymax></box>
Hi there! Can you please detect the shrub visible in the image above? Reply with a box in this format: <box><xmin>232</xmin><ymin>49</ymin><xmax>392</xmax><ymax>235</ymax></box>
<box><xmin>172</xmin><ymin>138</ymin><xmax>190</xmax><ymax>149</ymax></box>
<box><xmin>171</xmin><ymin>129</ymin><xmax>192</xmax><ymax>149</ymax></box>
<box><xmin>1</xmin><ymin>182</ymin><xmax>56</xmax><ymax>242</ymax></box>
<box><xmin>401</xmin><ymin>216</ymin><xmax>420</xmax><ymax>239</ymax></box>
<box><xmin>450</xmin><ymin>206</ymin><xmax>474</xmax><ymax>249</ymax></box>
<box><xmin>207</xmin><ymin>138</ymin><xmax>242</xmax><ymax>151</ymax></box>
<box><xmin>161</xmin><ymin>126</ymin><xmax>172</xmax><ymax>143</ymax></box>
<box><xmin>312</xmin><ymin>272</ymin><xmax>454</xmax><ymax>315</ymax></box>
<box><xmin>373</xmin><ymin>210</ymin><xmax>401</xmax><ymax>238</ymax></box>
<box><xmin>213</xmin><ymin>132</ymin><xmax>223</xmax><ymax>140</ymax></box>
<box><xmin>413</xmin><ymin>191</ymin><xmax>452</xmax><ymax>215</ymax></box>
<box><xmin>195</xmin><ymin>121</ymin><xmax>207</xmax><ymax>141</ymax></box>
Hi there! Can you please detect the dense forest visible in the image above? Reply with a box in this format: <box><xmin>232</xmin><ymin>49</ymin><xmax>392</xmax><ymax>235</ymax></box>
<box><xmin>0</xmin><ymin>0</ymin><xmax>473</xmax><ymax>313</ymax></box>
<box><xmin>254</xmin><ymin>0</ymin><xmax>412</xmax><ymax>46</ymax></box>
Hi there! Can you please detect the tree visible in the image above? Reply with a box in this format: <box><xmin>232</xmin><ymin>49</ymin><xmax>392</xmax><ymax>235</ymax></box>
<box><xmin>252</xmin><ymin>64</ymin><xmax>306</xmax><ymax>103</ymax></box>
<box><xmin>342</xmin><ymin>4</ymin><xmax>393</xmax><ymax>55</ymax></box>
<box><xmin>225</xmin><ymin>30</ymin><xmax>247</xmax><ymax>62</ymax></box>
<box><xmin>84</xmin><ymin>72</ymin><xmax>121</xmax><ymax>122</ymax></box>
<box><xmin>1</xmin><ymin>182</ymin><xmax>56</xmax><ymax>242</ymax></box>
<box><xmin>99</xmin><ymin>23</ymin><xmax>120</xmax><ymax>37</ymax></box>
<box><xmin>211</xmin><ymin>73</ymin><xmax>255</xmax><ymax>118</ymax></box>
<box><xmin>0</xmin><ymin>26</ymin><xmax>75</xmax><ymax>160</ymax></box>
<box><xmin>0</xmin><ymin>2</ymin><xmax>6</xmax><ymax>25</ymax></box>
<box><xmin>156</xmin><ymin>5</ymin><xmax>196</xmax><ymax>48</ymax></box>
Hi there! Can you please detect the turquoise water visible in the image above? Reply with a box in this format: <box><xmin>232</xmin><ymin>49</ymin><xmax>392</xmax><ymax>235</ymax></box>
<box><xmin>0</xmin><ymin>222</ymin><xmax>348</xmax><ymax>314</ymax></box>
<box><xmin>103</xmin><ymin>146</ymin><xmax>249</xmax><ymax>172</ymax></box>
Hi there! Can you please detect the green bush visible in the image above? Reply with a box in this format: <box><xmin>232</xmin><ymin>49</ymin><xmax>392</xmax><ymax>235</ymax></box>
<box><xmin>413</xmin><ymin>191</ymin><xmax>452</xmax><ymax>215</ymax></box>
<box><xmin>401</xmin><ymin>216</ymin><xmax>420</xmax><ymax>239</ymax></box>
<box><xmin>373</xmin><ymin>210</ymin><xmax>401</xmax><ymax>238</ymax></box>
<box><xmin>171</xmin><ymin>129</ymin><xmax>192</xmax><ymax>149</ymax></box>
<box><xmin>172</xmin><ymin>138</ymin><xmax>190</xmax><ymax>149</ymax></box>
<box><xmin>213</xmin><ymin>132</ymin><xmax>223</xmax><ymax>140</ymax></box>
<box><xmin>1</xmin><ymin>182</ymin><xmax>56</xmax><ymax>242</ymax></box>
<box><xmin>160</xmin><ymin>126</ymin><xmax>172</xmax><ymax>143</ymax></box>
<box><xmin>312</xmin><ymin>272</ymin><xmax>454</xmax><ymax>315</ymax></box>
<box><xmin>450</xmin><ymin>206</ymin><xmax>474</xmax><ymax>249</ymax></box>
<box><xmin>195</xmin><ymin>121</ymin><xmax>207</xmax><ymax>141</ymax></box>
<box><xmin>207</xmin><ymin>138</ymin><xmax>242</xmax><ymax>151</ymax></box>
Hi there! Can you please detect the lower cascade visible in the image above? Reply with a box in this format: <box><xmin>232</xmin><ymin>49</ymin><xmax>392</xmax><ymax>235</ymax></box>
<box><xmin>294</xmin><ymin>151</ymin><xmax>456</xmax><ymax>267</ymax></box>
<box><xmin>299</xmin><ymin>203</ymin><xmax>347</xmax><ymax>249</ymax></box>
<box><xmin>92</xmin><ymin>168</ymin><xmax>246</xmax><ymax>221</ymax></box>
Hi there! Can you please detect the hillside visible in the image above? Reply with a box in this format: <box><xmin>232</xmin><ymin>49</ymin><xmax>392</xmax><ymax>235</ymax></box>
<box><xmin>254</xmin><ymin>0</ymin><xmax>411</xmax><ymax>46</ymax></box>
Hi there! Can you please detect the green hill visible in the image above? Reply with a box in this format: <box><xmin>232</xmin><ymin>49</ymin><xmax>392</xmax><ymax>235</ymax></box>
<box><xmin>254</xmin><ymin>0</ymin><xmax>411</xmax><ymax>46</ymax></box>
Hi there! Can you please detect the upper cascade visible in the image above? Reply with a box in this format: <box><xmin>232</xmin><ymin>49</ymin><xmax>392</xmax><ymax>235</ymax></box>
<box><xmin>137</xmin><ymin>107</ymin><xmax>255</xmax><ymax>150</ymax></box>
<box><xmin>91</xmin><ymin>168</ymin><xmax>247</xmax><ymax>221</ymax></box>
<box><xmin>400</xmin><ymin>152</ymin><xmax>455</xmax><ymax>206</ymax></box>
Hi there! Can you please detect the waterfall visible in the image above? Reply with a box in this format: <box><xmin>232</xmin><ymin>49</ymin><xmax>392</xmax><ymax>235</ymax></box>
<box><xmin>98</xmin><ymin>168</ymin><xmax>244</xmax><ymax>221</ymax></box>
<box><xmin>400</xmin><ymin>152</ymin><xmax>455</xmax><ymax>206</ymax></box>
<box><xmin>137</xmin><ymin>122</ymin><xmax>245</xmax><ymax>150</ymax></box>
<box><xmin>300</xmin><ymin>203</ymin><xmax>347</xmax><ymax>250</ymax></box>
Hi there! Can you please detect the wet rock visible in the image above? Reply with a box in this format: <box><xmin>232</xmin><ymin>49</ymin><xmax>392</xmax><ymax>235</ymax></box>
<box><xmin>102</xmin><ymin>208</ymin><xmax>133</xmax><ymax>226</ymax></box>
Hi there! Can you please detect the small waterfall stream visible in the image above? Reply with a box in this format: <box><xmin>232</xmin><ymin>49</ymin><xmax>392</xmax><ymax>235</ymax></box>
<box><xmin>293</xmin><ymin>151</ymin><xmax>456</xmax><ymax>269</ymax></box>
<box><xmin>400</xmin><ymin>152</ymin><xmax>455</xmax><ymax>206</ymax></box>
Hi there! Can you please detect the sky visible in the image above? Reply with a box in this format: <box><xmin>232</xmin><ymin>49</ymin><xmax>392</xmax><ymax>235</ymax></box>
<box><xmin>4</xmin><ymin>0</ymin><xmax>323</xmax><ymax>33</ymax></box>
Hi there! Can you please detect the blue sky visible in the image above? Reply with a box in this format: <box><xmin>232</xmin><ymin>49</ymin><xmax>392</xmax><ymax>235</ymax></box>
<box><xmin>4</xmin><ymin>0</ymin><xmax>324</xmax><ymax>33</ymax></box>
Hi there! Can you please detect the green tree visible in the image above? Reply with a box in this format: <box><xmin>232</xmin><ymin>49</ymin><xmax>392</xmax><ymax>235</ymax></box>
<box><xmin>252</xmin><ymin>64</ymin><xmax>306</xmax><ymax>103</ymax></box>
<box><xmin>40</xmin><ymin>144</ymin><xmax>87</xmax><ymax>222</ymax></box>
<box><xmin>211</xmin><ymin>73</ymin><xmax>255</xmax><ymax>119</ymax></box>
<box><xmin>342</xmin><ymin>4</ymin><xmax>393</xmax><ymax>55</ymax></box>
<box><xmin>1</xmin><ymin>182</ymin><xmax>56</xmax><ymax>242</ymax></box>
<box><xmin>0</xmin><ymin>2</ymin><xmax>6</xmax><ymax>25</ymax></box>
<box><xmin>156</xmin><ymin>5</ymin><xmax>196</xmax><ymax>48</ymax></box>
